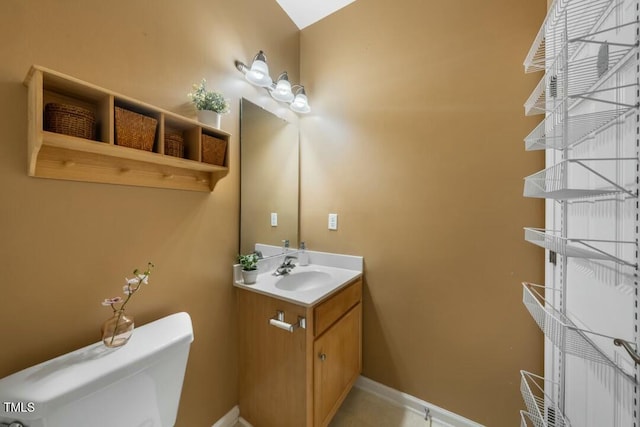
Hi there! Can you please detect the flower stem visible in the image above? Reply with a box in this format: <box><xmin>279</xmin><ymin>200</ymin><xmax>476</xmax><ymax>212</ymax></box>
<box><xmin>109</xmin><ymin>309</ymin><xmax>125</xmax><ymax>346</ymax></box>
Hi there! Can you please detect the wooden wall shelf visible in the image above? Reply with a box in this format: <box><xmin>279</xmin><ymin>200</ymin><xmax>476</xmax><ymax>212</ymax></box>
<box><xmin>24</xmin><ymin>65</ymin><xmax>231</xmax><ymax>192</ymax></box>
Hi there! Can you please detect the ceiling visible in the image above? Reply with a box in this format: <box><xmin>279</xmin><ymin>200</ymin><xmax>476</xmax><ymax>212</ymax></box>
<box><xmin>275</xmin><ymin>0</ymin><xmax>357</xmax><ymax>29</ymax></box>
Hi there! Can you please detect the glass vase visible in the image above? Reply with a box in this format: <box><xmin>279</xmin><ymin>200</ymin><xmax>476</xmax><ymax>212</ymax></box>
<box><xmin>101</xmin><ymin>310</ymin><xmax>134</xmax><ymax>348</ymax></box>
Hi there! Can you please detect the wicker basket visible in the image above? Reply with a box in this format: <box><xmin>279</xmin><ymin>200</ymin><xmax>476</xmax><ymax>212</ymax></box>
<box><xmin>44</xmin><ymin>103</ymin><xmax>96</xmax><ymax>140</ymax></box>
<box><xmin>115</xmin><ymin>107</ymin><xmax>157</xmax><ymax>151</ymax></box>
<box><xmin>165</xmin><ymin>131</ymin><xmax>185</xmax><ymax>158</ymax></box>
<box><xmin>201</xmin><ymin>134</ymin><xmax>227</xmax><ymax>166</ymax></box>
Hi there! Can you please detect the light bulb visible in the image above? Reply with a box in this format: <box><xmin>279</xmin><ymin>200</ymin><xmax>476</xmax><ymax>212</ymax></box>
<box><xmin>271</xmin><ymin>73</ymin><xmax>294</xmax><ymax>102</ymax></box>
<box><xmin>290</xmin><ymin>90</ymin><xmax>310</xmax><ymax>114</ymax></box>
<box><xmin>245</xmin><ymin>52</ymin><xmax>272</xmax><ymax>87</ymax></box>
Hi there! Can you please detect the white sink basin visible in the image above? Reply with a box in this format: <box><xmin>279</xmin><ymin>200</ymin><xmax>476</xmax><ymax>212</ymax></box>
<box><xmin>275</xmin><ymin>270</ymin><xmax>333</xmax><ymax>291</ymax></box>
<box><xmin>234</xmin><ymin>258</ymin><xmax>362</xmax><ymax>307</ymax></box>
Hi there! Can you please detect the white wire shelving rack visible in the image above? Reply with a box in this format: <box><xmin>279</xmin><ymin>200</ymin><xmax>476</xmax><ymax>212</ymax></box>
<box><xmin>522</xmin><ymin>283</ymin><xmax>636</xmax><ymax>383</ymax></box>
<box><xmin>520</xmin><ymin>370</ymin><xmax>571</xmax><ymax>427</ymax></box>
<box><xmin>523</xmin><ymin>158</ymin><xmax>637</xmax><ymax>199</ymax></box>
<box><xmin>524</xmin><ymin>228</ymin><xmax>637</xmax><ymax>267</ymax></box>
<box><xmin>520</xmin><ymin>0</ymin><xmax>639</xmax><ymax>423</ymax></box>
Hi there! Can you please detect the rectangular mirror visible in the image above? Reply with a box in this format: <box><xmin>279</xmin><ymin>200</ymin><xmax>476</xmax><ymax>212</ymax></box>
<box><xmin>240</xmin><ymin>98</ymin><xmax>299</xmax><ymax>255</ymax></box>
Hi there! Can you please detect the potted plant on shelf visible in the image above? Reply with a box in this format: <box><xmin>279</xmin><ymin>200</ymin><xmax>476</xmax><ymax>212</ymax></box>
<box><xmin>188</xmin><ymin>78</ymin><xmax>230</xmax><ymax>129</ymax></box>
<box><xmin>238</xmin><ymin>253</ymin><xmax>259</xmax><ymax>285</ymax></box>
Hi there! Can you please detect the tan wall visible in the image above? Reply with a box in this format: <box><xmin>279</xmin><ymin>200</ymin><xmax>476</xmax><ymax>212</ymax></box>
<box><xmin>299</xmin><ymin>0</ymin><xmax>546</xmax><ymax>425</ymax></box>
<box><xmin>0</xmin><ymin>1</ymin><xmax>298</xmax><ymax>425</ymax></box>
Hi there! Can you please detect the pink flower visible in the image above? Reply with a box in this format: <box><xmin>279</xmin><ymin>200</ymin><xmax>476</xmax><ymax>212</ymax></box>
<box><xmin>101</xmin><ymin>296</ymin><xmax>123</xmax><ymax>306</ymax></box>
<box><xmin>101</xmin><ymin>262</ymin><xmax>153</xmax><ymax>313</ymax></box>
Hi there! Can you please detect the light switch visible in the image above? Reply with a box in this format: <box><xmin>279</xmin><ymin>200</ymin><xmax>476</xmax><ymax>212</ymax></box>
<box><xmin>271</xmin><ymin>212</ymin><xmax>278</xmax><ymax>227</ymax></box>
<box><xmin>328</xmin><ymin>213</ymin><xmax>338</xmax><ymax>230</ymax></box>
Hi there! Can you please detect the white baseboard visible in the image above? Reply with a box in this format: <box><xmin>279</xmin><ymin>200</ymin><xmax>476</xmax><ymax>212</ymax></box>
<box><xmin>354</xmin><ymin>376</ymin><xmax>485</xmax><ymax>427</ymax></box>
<box><xmin>213</xmin><ymin>377</ymin><xmax>484</xmax><ymax>427</ymax></box>
<box><xmin>211</xmin><ymin>405</ymin><xmax>240</xmax><ymax>427</ymax></box>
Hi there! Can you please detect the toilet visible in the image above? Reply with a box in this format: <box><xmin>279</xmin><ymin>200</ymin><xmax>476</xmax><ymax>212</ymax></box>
<box><xmin>0</xmin><ymin>312</ymin><xmax>193</xmax><ymax>427</ymax></box>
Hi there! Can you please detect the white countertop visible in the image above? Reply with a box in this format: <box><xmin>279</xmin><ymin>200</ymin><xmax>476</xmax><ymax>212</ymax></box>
<box><xmin>233</xmin><ymin>246</ymin><xmax>363</xmax><ymax>307</ymax></box>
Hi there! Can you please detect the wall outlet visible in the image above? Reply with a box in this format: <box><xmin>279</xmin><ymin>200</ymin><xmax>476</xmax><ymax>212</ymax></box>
<box><xmin>270</xmin><ymin>212</ymin><xmax>278</xmax><ymax>227</ymax></box>
<box><xmin>328</xmin><ymin>213</ymin><xmax>338</xmax><ymax>230</ymax></box>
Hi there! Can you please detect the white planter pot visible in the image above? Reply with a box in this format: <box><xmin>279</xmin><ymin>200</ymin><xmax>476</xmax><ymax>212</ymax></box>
<box><xmin>241</xmin><ymin>269</ymin><xmax>258</xmax><ymax>285</ymax></box>
<box><xmin>197</xmin><ymin>110</ymin><xmax>221</xmax><ymax>129</ymax></box>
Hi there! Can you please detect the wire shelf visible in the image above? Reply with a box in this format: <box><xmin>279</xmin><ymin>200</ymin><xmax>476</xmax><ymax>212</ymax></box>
<box><xmin>524</xmin><ymin>106</ymin><xmax>634</xmax><ymax>151</ymax></box>
<box><xmin>520</xmin><ymin>371</ymin><xmax>571</xmax><ymax>427</ymax></box>
<box><xmin>524</xmin><ymin>47</ymin><xmax>636</xmax><ymax>116</ymax></box>
<box><xmin>524</xmin><ymin>228</ymin><xmax>636</xmax><ymax>267</ymax></box>
<box><xmin>523</xmin><ymin>158</ymin><xmax>637</xmax><ymax>199</ymax></box>
<box><xmin>520</xmin><ymin>410</ymin><xmax>539</xmax><ymax>427</ymax></box>
<box><xmin>522</xmin><ymin>283</ymin><xmax>636</xmax><ymax>383</ymax></box>
<box><xmin>525</xmin><ymin>78</ymin><xmax>548</xmax><ymax>116</ymax></box>
<box><xmin>524</xmin><ymin>0</ymin><xmax>619</xmax><ymax>73</ymax></box>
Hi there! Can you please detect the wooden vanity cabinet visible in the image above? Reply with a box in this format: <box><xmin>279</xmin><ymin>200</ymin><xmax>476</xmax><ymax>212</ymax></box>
<box><xmin>237</xmin><ymin>278</ymin><xmax>362</xmax><ymax>427</ymax></box>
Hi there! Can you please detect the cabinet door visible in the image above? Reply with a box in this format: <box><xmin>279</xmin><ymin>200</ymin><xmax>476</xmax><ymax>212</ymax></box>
<box><xmin>238</xmin><ymin>289</ymin><xmax>309</xmax><ymax>427</ymax></box>
<box><xmin>313</xmin><ymin>303</ymin><xmax>362</xmax><ymax>427</ymax></box>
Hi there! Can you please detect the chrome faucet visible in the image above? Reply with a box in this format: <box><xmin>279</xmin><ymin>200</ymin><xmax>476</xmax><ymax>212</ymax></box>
<box><xmin>274</xmin><ymin>254</ymin><xmax>297</xmax><ymax>276</ymax></box>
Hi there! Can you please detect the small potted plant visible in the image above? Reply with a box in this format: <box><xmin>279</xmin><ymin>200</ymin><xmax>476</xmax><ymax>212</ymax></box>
<box><xmin>238</xmin><ymin>253</ymin><xmax>259</xmax><ymax>285</ymax></box>
<box><xmin>188</xmin><ymin>78</ymin><xmax>230</xmax><ymax>129</ymax></box>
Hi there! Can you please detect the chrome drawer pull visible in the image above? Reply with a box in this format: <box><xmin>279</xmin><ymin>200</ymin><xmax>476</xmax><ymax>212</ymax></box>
<box><xmin>269</xmin><ymin>310</ymin><xmax>306</xmax><ymax>333</ymax></box>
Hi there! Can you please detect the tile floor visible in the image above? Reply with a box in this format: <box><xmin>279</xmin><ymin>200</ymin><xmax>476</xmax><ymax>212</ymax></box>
<box><xmin>236</xmin><ymin>386</ymin><xmax>448</xmax><ymax>427</ymax></box>
<box><xmin>329</xmin><ymin>387</ymin><xmax>446</xmax><ymax>427</ymax></box>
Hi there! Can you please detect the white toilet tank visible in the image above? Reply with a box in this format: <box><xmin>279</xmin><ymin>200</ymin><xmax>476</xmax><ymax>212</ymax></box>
<box><xmin>0</xmin><ymin>312</ymin><xmax>194</xmax><ymax>427</ymax></box>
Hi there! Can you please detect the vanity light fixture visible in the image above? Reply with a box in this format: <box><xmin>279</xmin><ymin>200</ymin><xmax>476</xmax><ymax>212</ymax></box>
<box><xmin>235</xmin><ymin>50</ymin><xmax>311</xmax><ymax>114</ymax></box>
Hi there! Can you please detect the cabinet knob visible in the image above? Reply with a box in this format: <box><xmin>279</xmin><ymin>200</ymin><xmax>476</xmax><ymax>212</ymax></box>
<box><xmin>319</xmin><ymin>353</ymin><xmax>327</xmax><ymax>361</ymax></box>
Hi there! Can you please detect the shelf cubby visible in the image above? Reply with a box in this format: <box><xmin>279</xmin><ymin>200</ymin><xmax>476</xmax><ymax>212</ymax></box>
<box><xmin>113</xmin><ymin>98</ymin><xmax>162</xmax><ymax>153</ymax></box>
<box><xmin>520</xmin><ymin>370</ymin><xmax>570</xmax><ymax>427</ymax></box>
<box><xmin>164</xmin><ymin>114</ymin><xmax>197</xmax><ymax>161</ymax></box>
<box><xmin>523</xmin><ymin>158</ymin><xmax>637</xmax><ymax>199</ymax></box>
<box><xmin>24</xmin><ymin>65</ymin><xmax>230</xmax><ymax>192</ymax></box>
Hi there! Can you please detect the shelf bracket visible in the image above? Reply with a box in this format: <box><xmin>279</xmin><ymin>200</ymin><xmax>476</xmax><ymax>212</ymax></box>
<box><xmin>570</xmin><ymin>95</ymin><xmax>639</xmax><ymax>109</ymax></box>
<box><xmin>569</xmin><ymin>239</ymin><xmax>638</xmax><ymax>268</ymax></box>
<box><xmin>568</xmin><ymin>21</ymin><xmax>640</xmax><ymax>45</ymax></box>
<box><xmin>573</xmin><ymin>159</ymin><xmax>639</xmax><ymax>199</ymax></box>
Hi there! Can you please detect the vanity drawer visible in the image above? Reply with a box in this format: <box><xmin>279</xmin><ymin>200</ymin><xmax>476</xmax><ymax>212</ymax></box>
<box><xmin>314</xmin><ymin>278</ymin><xmax>362</xmax><ymax>336</ymax></box>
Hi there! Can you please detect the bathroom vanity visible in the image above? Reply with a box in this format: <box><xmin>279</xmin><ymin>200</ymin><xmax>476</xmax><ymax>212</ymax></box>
<box><xmin>235</xmin><ymin>252</ymin><xmax>362</xmax><ymax>427</ymax></box>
